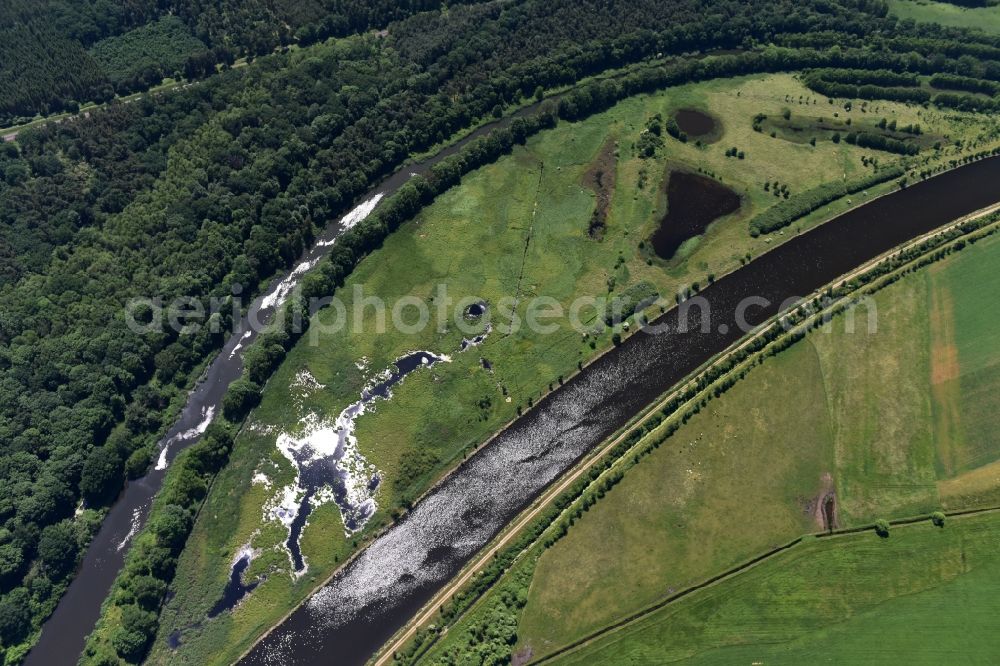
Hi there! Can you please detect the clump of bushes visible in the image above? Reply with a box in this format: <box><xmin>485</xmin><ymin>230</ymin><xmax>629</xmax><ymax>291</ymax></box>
<box><xmin>638</xmin><ymin>114</ymin><xmax>666</xmax><ymax>157</ymax></box>
<box><xmin>605</xmin><ymin>281</ymin><xmax>659</xmax><ymax>326</ymax></box>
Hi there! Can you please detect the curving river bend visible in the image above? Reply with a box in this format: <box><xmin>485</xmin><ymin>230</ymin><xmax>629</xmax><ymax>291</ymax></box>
<box><xmin>241</xmin><ymin>155</ymin><xmax>1000</xmax><ymax>665</ymax></box>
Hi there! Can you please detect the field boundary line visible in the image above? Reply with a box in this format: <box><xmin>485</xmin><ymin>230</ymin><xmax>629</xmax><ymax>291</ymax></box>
<box><xmin>528</xmin><ymin>504</ymin><xmax>1000</xmax><ymax>665</ymax></box>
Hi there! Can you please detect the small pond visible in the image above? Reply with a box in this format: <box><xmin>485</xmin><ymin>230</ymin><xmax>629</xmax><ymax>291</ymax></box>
<box><xmin>208</xmin><ymin>551</ymin><xmax>259</xmax><ymax>618</ymax></box>
<box><xmin>674</xmin><ymin>108</ymin><xmax>719</xmax><ymax>140</ymax></box>
<box><xmin>650</xmin><ymin>171</ymin><xmax>741</xmax><ymax>260</ymax></box>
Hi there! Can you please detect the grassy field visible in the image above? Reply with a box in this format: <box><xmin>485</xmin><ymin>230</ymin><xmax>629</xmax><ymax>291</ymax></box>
<box><xmin>414</xmin><ymin>228</ymin><xmax>1000</xmax><ymax>665</ymax></box>
<box><xmin>555</xmin><ymin>511</ymin><xmax>1000</xmax><ymax>666</ymax></box>
<box><xmin>515</xmin><ymin>345</ymin><xmax>839</xmax><ymax>654</ymax></box>
<box><xmin>889</xmin><ymin>0</ymin><xmax>1000</xmax><ymax>35</ymax></box>
<box><xmin>152</xmin><ymin>73</ymin><xmax>1000</xmax><ymax>664</ymax></box>
<box><xmin>512</xmin><ymin>232</ymin><xmax>1000</xmax><ymax>657</ymax></box>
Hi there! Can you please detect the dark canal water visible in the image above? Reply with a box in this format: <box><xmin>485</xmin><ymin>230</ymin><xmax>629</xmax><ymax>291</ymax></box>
<box><xmin>242</xmin><ymin>155</ymin><xmax>1000</xmax><ymax>666</ymax></box>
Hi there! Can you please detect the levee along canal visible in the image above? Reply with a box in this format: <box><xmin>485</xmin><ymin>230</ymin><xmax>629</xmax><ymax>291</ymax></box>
<box><xmin>242</xmin><ymin>156</ymin><xmax>1000</xmax><ymax>666</ymax></box>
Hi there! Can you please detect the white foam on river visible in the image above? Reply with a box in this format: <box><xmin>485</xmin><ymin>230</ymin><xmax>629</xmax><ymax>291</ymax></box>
<box><xmin>316</xmin><ymin>193</ymin><xmax>383</xmax><ymax>246</ymax></box>
<box><xmin>116</xmin><ymin>507</ymin><xmax>143</xmax><ymax>552</ymax></box>
<box><xmin>155</xmin><ymin>405</ymin><xmax>215</xmax><ymax>471</ymax></box>
<box><xmin>260</xmin><ymin>193</ymin><xmax>383</xmax><ymax>311</ymax></box>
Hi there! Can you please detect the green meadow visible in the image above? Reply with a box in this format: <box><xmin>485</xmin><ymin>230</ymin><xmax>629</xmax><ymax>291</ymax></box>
<box><xmin>416</xmin><ymin>227</ymin><xmax>1000</xmax><ymax>665</ymax></box>
<box><xmin>556</xmin><ymin>511</ymin><xmax>1000</xmax><ymax>666</ymax></box>
<box><xmin>889</xmin><ymin>0</ymin><xmax>1000</xmax><ymax>36</ymax></box>
<box><xmin>153</xmin><ymin>73</ymin><xmax>1000</xmax><ymax>664</ymax></box>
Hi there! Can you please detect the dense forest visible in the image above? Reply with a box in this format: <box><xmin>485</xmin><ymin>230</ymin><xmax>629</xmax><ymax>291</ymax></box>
<box><xmin>0</xmin><ymin>0</ymin><xmax>486</xmax><ymax>126</ymax></box>
<box><xmin>89</xmin><ymin>17</ymin><xmax>210</xmax><ymax>94</ymax></box>
<box><xmin>6</xmin><ymin>0</ymin><xmax>1000</xmax><ymax>662</ymax></box>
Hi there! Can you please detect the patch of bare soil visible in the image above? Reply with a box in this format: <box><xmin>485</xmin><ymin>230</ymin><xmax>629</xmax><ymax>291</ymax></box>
<box><xmin>804</xmin><ymin>472</ymin><xmax>839</xmax><ymax>531</ymax></box>
<box><xmin>582</xmin><ymin>138</ymin><xmax>616</xmax><ymax>239</ymax></box>
<box><xmin>929</xmin><ymin>272</ymin><xmax>963</xmax><ymax>476</ymax></box>
<box><xmin>512</xmin><ymin>646</ymin><xmax>534</xmax><ymax>666</ymax></box>
<box><xmin>929</xmin><ymin>280</ymin><xmax>960</xmax><ymax>385</ymax></box>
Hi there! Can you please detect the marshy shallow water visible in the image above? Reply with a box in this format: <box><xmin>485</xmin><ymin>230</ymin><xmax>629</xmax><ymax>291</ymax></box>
<box><xmin>280</xmin><ymin>352</ymin><xmax>449</xmax><ymax>569</ymax></box>
<box><xmin>209</xmin><ymin>548</ymin><xmax>259</xmax><ymax>618</ymax></box>
<box><xmin>210</xmin><ymin>321</ymin><xmax>499</xmax><ymax>618</ymax></box>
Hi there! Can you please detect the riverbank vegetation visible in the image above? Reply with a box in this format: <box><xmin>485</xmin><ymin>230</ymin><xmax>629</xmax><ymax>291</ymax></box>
<box><xmin>82</xmin><ymin>425</ymin><xmax>235</xmax><ymax>665</ymax></box>
<box><xmin>406</xmin><ymin>219</ymin><xmax>1000</xmax><ymax>665</ymax></box>
<box><xmin>153</xmin><ymin>68</ymin><xmax>1000</xmax><ymax>665</ymax></box>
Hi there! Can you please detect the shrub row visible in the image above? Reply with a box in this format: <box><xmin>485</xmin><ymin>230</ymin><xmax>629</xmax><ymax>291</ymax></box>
<box><xmin>806</xmin><ymin>67</ymin><xmax>920</xmax><ymax>87</ymax></box>
<box><xmin>929</xmin><ymin>73</ymin><xmax>1000</xmax><ymax>96</ymax></box>
<box><xmin>748</xmin><ymin>164</ymin><xmax>906</xmax><ymax>236</ymax></box>
<box><xmin>802</xmin><ymin>69</ymin><xmax>930</xmax><ymax>103</ymax></box>
<box><xmin>932</xmin><ymin>91</ymin><xmax>1000</xmax><ymax>112</ymax></box>
<box><xmin>844</xmin><ymin>131</ymin><xmax>919</xmax><ymax>155</ymax></box>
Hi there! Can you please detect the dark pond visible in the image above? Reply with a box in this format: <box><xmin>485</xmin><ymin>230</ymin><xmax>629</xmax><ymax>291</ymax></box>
<box><xmin>241</xmin><ymin>155</ymin><xmax>1000</xmax><ymax>666</ymax></box>
<box><xmin>651</xmin><ymin>171</ymin><xmax>741</xmax><ymax>259</ymax></box>
<box><xmin>465</xmin><ymin>301</ymin><xmax>487</xmax><ymax>318</ymax></box>
<box><xmin>675</xmin><ymin>108</ymin><xmax>718</xmax><ymax>138</ymax></box>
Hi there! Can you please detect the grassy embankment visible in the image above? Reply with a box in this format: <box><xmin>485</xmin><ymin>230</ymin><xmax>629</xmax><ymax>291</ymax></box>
<box><xmin>152</xmin><ymin>72</ymin><xmax>1000</xmax><ymax>665</ymax></box>
<box><xmin>889</xmin><ymin>0</ymin><xmax>1000</xmax><ymax>35</ymax></box>
<box><xmin>415</xmin><ymin>222</ymin><xmax>1000</xmax><ymax>664</ymax></box>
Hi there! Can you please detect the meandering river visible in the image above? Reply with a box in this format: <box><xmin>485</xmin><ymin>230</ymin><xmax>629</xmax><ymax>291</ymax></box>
<box><xmin>24</xmin><ymin>51</ymin><xmax>739</xmax><ymax>664</ymax></box>
<box><xmin>241</xmin><ymin>155</ymin><xmax>1000</xmax><ymax>665</ymax></box>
